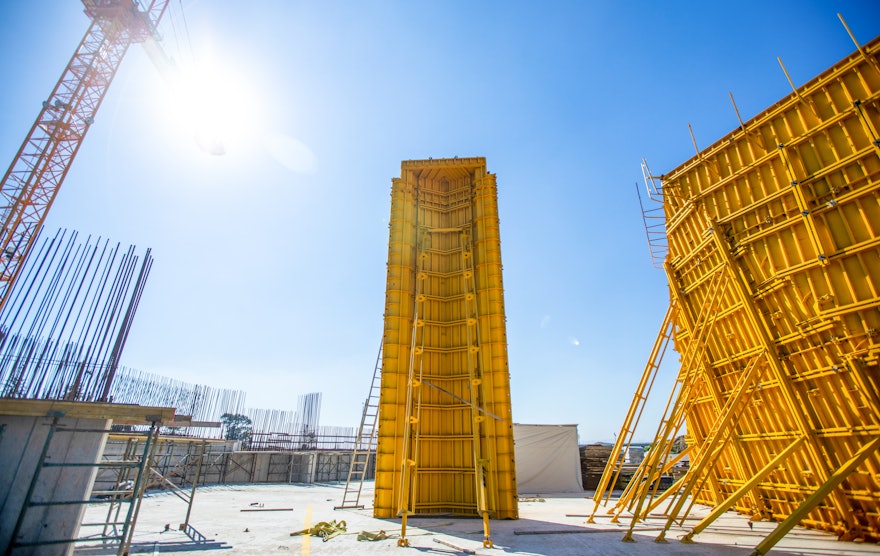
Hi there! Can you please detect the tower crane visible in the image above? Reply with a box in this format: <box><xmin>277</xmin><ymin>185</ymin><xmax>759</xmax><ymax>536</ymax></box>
<box><xmin>0</xmin><ymin>0</ymin><xmax>171</xmax><ymax>315</ymax></box>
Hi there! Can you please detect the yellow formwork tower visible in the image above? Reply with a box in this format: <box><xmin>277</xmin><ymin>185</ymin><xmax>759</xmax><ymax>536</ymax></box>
<box><xmin>596</xmin><ymin>30</ymin><xmax>880</xmax><ymax>552</ymax></box>
<box><xmin>375</xmin><ymin>157</ymin><xmax>518</xmax><ymax>547</ymax></box>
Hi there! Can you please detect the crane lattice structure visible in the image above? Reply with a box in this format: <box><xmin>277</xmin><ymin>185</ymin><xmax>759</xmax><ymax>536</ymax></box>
<box><xmin>0</xmin><ymin>0</ymin><xmax>170</xmax><ymax>314</ymax></box>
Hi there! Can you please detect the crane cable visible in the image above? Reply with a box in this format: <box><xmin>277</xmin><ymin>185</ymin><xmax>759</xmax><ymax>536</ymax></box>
<box><xmin>176</xmin><ymin>0</ymin><xmax>195</xmax><ymax>62</ymax></box>
<box><xmin>163</xmin><ymin>0</ymin><xmax>195</xmax><ymax>67</ymax></box>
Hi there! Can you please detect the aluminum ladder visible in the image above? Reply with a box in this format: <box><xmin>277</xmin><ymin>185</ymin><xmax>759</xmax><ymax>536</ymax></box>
<box><xmin>335</xmin><ymin>340</ymin><xmax>382</xmax><ymax>510</ymax></box>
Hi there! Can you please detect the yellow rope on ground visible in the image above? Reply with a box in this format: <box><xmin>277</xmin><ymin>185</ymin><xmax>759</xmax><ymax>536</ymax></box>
<box><xmin>357</xmin><ymin>530</ymin><xmax>389</xmax><ymax>541</ymax></box>
<box><xmin>291</xmin><ymin>519</ymin><xmax>347</xmax><ymax>542</ymax></box>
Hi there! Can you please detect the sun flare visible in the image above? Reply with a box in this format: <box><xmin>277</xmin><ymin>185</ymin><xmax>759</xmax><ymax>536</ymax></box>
<box><xmin>157</xmin><ymin>53</ymin><xmax>263</xmax><ymax>156</ymax></box>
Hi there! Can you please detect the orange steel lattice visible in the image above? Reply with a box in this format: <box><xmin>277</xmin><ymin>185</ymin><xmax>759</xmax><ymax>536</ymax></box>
<box><xmin>0</xmin><ymin>0</ymin><xmax>169</xmax><ymax>314</ymax></box>
<box><xmin>597</xmin><ymin>32</ymin><xmax>880</xmax><ymax>551</ymax></box>
<box><xmin>375</xmin><ymin>158</ymin><xmax>517</xmax><ymax>547</ymax></box>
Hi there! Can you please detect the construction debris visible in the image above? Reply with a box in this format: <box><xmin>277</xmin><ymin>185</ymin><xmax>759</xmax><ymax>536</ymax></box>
<box><xmin>291</xmin><ymin>519</ymin><xmax>347</xmax><ymax>542</ymax></box>
<box><xmin>580</xmin><ymin>444</ymin><xmax>613</xmax><ymax>489</ymax></box>
<box><xmin>434</xmin><ymin>537</ymin><xmax>476</xmax><ymax>553</ymax></box>
<box><xmin>357</xmin><ymin>530</ymin><xmax>389</xmax><ymax>541</ymax></box>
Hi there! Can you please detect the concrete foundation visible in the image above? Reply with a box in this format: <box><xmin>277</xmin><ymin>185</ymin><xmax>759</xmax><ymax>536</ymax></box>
<box><xmin>0</xmin><ymin>399</ymin><xmax>175</xmax><ymax>555</ymax></box>
<box><xmin>0</xmin><ymin>414</ymin><xmax>109</xmax><ymax>556</ymax></box>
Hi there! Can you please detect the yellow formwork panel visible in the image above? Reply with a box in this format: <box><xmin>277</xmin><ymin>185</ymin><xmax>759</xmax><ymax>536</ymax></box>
<box><xmin>375</xmin><ymin>158</ymin><xmax>518</xmax><ymax>523</ymax></box>
<box><xmin>655</xmin><ymin>36</ymin><xmax>880</xmax><ymax>541</ymax></box>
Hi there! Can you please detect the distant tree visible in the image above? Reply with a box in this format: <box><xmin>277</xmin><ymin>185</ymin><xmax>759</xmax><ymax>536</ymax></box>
<box><xmin>220</xmin><ymin>413</ymin><xmax>253</xmax><ymax>442</ymax></box>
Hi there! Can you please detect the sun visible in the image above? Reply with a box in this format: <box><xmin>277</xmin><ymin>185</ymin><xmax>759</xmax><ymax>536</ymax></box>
<box><xmin>154</xmin><ymin>47</ymin><xmax>263</xmax><ymax>157</ymax></box>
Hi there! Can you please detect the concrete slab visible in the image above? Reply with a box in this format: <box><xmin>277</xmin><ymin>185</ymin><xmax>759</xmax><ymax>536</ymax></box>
<box><xmin>75</xmin><ymin>482</ymin><xmax>880</xmax><ymax>555</ymax></box>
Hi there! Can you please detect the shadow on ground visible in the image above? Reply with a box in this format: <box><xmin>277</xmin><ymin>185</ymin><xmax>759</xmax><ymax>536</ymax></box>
<box><xmin>74</xmin><ymin>525</ymin><xmax>232</xmax><ymax>554</ymax></box>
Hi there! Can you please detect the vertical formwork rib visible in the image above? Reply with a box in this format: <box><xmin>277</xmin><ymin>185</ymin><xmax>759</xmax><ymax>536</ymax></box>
<box><xmin>375</xmin><ymin>158</ymin><xmax>517</xmax><ymax>546</ymax></box>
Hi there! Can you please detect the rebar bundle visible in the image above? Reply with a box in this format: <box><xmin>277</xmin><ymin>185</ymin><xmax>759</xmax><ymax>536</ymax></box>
<box><xmin>108</xmin><ymin>366</ymin><xmax>247</xmax><ymax>426</ymax></box>
<box><xmin>0</xmin><ymin>229</ymin><xmax>151</xmax><ymax>401</ymax></box>
<box><xmin>248</xmin><ymin>426</ymin><xmax>356</xmax><ymax>451</ymax></box>
<box><xmin>244</xmin><ymin>393</ymin><xmax>322</xmax><ymax>436</ymax></box>
<box><xmin>242</xmin><ymin>393</ymin><xmax>345</xmax><ymax>449</ymax></box>
<box><xmin>0</xmin><ymin>227</ymin><xmax>350</xmax><ymax>447</ymax></box>
<box><xmin>295</xmin><ymin>392</ymin><xmax>321</xmax><ymax>436</ymax></box>
<box><xmin>246</xmin><ymin>407</ymin><xmax>298</xmax><ymax>436</ymax></box>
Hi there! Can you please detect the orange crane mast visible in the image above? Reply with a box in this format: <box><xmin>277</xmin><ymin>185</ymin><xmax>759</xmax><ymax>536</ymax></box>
<box><xmin>0</xmin><ymin>0</ymin><xmax>169</xmax><ymax>314</ymax></box>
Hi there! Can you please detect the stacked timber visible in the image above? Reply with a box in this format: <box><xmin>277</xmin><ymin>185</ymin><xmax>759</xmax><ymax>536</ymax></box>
<box><xmin>580</xmin><ymin>444</ymin><xmax>613</xmax><ymax>490</ymax></box>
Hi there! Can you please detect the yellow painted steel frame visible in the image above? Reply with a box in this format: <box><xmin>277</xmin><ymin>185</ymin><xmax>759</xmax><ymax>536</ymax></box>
<box><xmin>616</xmin><ymin>32</ymin><xmax>880</xmax><ymax>550</ymax></box>
<box><xmin>614</xmin><ymin>267</ymin><xmax>728</xmax><ymax>541</ymax></box>
<box><xmin>375</xmin><ymin>158</ymin><xmax>518</xmax><ymax>545</ymax></box>
<box><xmin>587</xmin><ymin>303</ymin><xmax>676</xmax><ymax>523</ymax></box>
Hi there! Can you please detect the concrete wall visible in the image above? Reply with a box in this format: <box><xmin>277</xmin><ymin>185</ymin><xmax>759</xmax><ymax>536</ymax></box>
<box><xmin>94</xmin><ymin>438</ymin><xmax>374</xmax><ymax>493</ymax></box>
<box><xmin>213</xmin><ymin>451</ymin><xmax>366</xmax><ymax>484</ymax></box>
<box><xmin>0</xmin><ymin>414</ymin><xmax>109</xmax><ymax>556</ymax></box>
<box><xmin>213</xmin><ymin>451</ymin><xmax>358</xmax><ymax>484</ymax></box>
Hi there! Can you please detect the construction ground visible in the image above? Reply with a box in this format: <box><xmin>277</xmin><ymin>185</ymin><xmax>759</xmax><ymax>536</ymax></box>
<box><xmin>2</xmin><ymin>5</ymin><xmax>879</xmax><ymax>556</ymax></box>
<box><xmin>74</xmin><ymin>482</ymin><xmax>880</xmax><ymax>555</ymax></box>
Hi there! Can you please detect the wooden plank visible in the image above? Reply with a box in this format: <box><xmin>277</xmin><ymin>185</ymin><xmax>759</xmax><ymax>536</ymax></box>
<box><xmin>0</xmin><ymin>398</ymin><xmax>175</xmax><ymax>424</ymax></box>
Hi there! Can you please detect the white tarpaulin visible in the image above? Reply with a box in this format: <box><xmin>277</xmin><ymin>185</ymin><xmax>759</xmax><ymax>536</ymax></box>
<box><xmin>513</xmin><ymin>424</ymin><xmax>583</xmax><ymax>494</ymax></box>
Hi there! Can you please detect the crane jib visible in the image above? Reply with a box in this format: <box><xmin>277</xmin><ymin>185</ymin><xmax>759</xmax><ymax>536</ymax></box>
<box><xmin>0</xmin><ymin>0</ymin><xmax>170</xmax><ymax>315</ymax></box>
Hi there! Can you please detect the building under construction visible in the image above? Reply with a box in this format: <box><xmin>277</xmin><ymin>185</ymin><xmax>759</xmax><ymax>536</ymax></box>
<box><xmin>2</xmin><ymin>0</ymin><xmax>880</xmax><ymax>554</ymax></box>
<box><xmin>594</xmin><ymin>28</ymin><xmax>880</xmax><ymax>553</ymax></box>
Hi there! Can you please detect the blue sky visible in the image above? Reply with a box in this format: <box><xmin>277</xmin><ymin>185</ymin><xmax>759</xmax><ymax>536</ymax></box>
<box><xmin>1</xmin><ymin>1</ymin><xmax>878</xmax><ymax>442</ymax></box>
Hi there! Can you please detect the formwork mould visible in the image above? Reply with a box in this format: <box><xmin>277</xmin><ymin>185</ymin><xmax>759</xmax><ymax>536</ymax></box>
<box><xmin>375</xmin><ymin>158</ymin><xmax>518</xmax><ymax>547</ymax></box>
<box><xmin>597</xmin><ymin>33</ymin><xmax>880</xmax><ymax>550</ymax></box>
